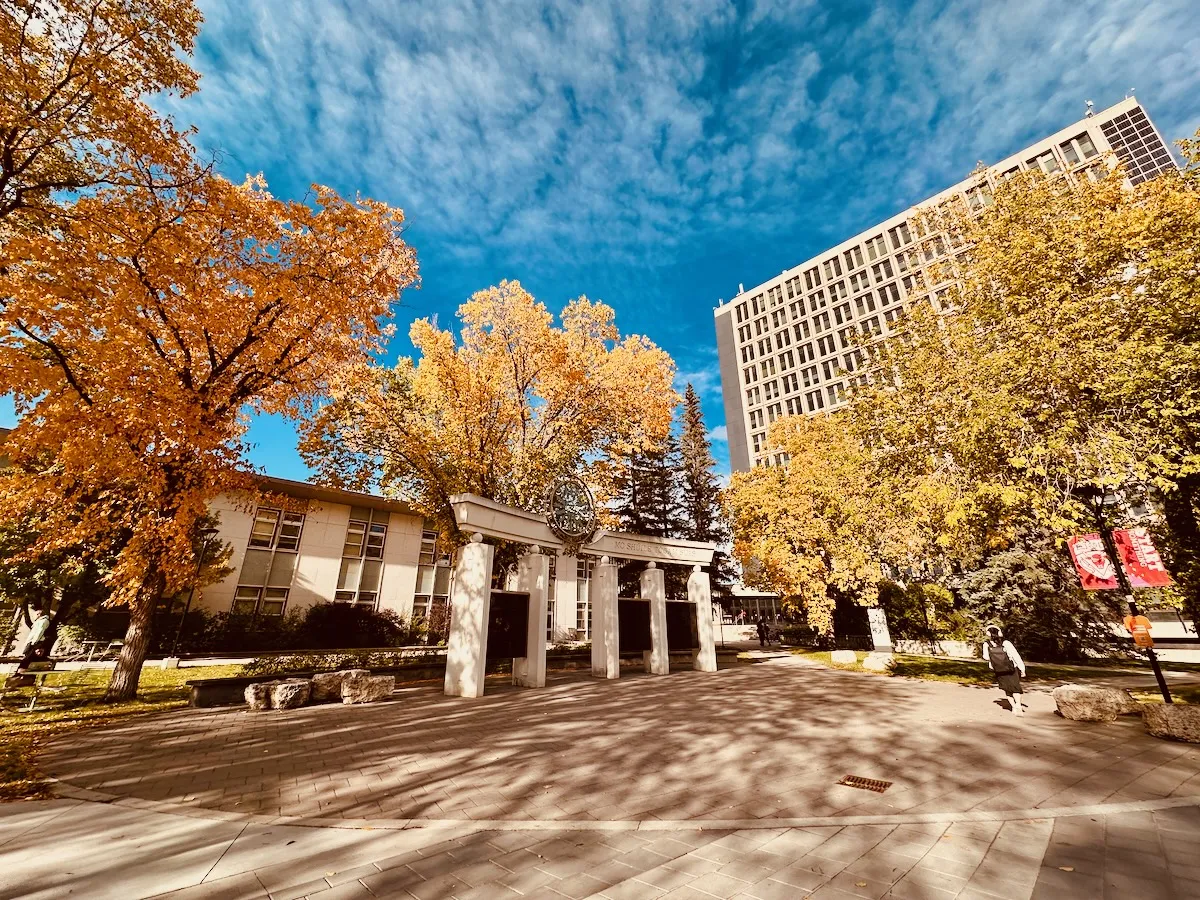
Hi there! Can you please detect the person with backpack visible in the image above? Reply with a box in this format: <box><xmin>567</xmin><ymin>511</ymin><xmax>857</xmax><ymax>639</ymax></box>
<box><xmin>756</xmin><ymin>617</ymin><xmax>768</xmax><ymax>648</ymax></box>
<box><xmin>983</xmin><ymin>625</ymin><xmax>1026</xmax><ymax>716</ymax></box>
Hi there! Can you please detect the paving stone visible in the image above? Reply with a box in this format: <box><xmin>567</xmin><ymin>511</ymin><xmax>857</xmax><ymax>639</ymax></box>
<box><xmin>301</xmin><ymin>882</ymin><xmax>372</xmax><ymax>900</ymax></box>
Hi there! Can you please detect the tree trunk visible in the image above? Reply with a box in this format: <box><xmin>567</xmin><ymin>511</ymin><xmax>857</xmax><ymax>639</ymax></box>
<box><xmin>1160</xmin><ymin>474</ymin><xmax>1200</xmax><ymax>629</ymax></box>
<box><xmin>105</xmin><ymin>585</ymin><xmax>158</xmax><ymax>702</ymax></box>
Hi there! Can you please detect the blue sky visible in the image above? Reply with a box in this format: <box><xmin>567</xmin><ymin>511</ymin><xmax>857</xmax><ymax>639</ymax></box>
<box><xmin>8</xmin><ymin>0</ymin><xmax>1199</xmax><ymax>479</ymax></box>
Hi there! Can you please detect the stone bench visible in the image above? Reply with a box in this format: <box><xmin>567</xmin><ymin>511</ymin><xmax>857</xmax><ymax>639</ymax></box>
<box><xmin>1052</xmin><ymin>684</ymin><xmax>1142</xmax><ymax>723</ymax></box>
<box><xmin>1143</xmin><ymin>704</ymin><xmax>1200</xmax><ymax>743</ymax></box>
<box><xmin>244</xmin><ymin>670</ymin><xmax>397</xmax><ymax>711</ymax></box>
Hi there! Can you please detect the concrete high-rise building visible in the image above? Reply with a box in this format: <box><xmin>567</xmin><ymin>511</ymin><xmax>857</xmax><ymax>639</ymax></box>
<box><xmin>714</xmin><ymin>97</ymin><xmax>1177</xmax><ymax>473</ymax></box>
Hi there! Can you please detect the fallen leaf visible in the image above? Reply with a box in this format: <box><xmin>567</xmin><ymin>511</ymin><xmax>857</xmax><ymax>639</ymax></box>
<box><xmin>1059</xmin><ymin>866</ymin><xmax>1075</xmax><ymax>872</ymax></box>
<box><xmin>855</xmin><ymin>882</ymin><xmax>868</xmax><ymax>888</ymax></box>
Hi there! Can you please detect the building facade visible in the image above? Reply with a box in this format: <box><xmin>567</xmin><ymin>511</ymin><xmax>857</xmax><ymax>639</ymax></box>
<box><xmin>198</xmin><ymin>477</ymin><xmax>595</xmax><ymax>641</ymax></box>
<box><xmin>714</xmin><ymin>97</ymin><xmax>1177</xmax><ymax>472</ymax></box>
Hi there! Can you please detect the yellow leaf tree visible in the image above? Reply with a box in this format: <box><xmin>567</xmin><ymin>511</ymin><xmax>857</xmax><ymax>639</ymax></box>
<box><xmin>723</xmin><ymin>414</ymin><xmax>910</xmax><ymax>633</ymax></box>
<box><xmin>1</xmin><ymin>0</ymin><xmax>201</xmax><ymax>236</ymax></box>
<box><xmin>0</xmin><ymin>170</ymin><xmax>419</xmax><ymax>699</ymax></box>
<box><xmin>300</xmin><ymin>280</ymin><xmax>678</xmax><ymax>540</ymax></box>
<box><xmin>853</xmin><ymin>147</ymin><xmax>1200</xmax><ymax>563</ymax></box>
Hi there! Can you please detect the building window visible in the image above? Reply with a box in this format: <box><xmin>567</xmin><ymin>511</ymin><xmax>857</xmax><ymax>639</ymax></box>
<box><xmin>1027</xmin><ymin>149</ymin><xmax>1062</xmax><ymax>175</ymax></box>
<box><xmin>888</xmin><ymin>223</ymin><xmax>911</xmax><ymax>249</ymax></box>
<box><xmin>808</xmin><ymin>289</ymin><xmax>827</xmax><ymax>312</ymax></box>
<box><xmin>775</xmin><ymin>329</ymin><xmax>791</xmax><ymax>350</ymax></box>
<box><xmin>234</xmin><ymin>507</ymin><xmax>306</xmax><ymax>616</ymax></box>
<box><xmin>1100</xmin><ymin>108</ymin><xmax>1175</xmax><ymax>185</ymax></box>
<box><xmin>865</xmin><ymin>235</ymin><xmax>888</xmax><ymax>261</ymax></box>
<box><xmin>413</xmin><ymin>527</ymin><xmax>452</xmax><ymax>628</ymax></box>
<box><xmin>805</xmin><ymin>390</ymin><xmax>825</xmax><ymax>412</ymax></box>
<box><xmin>576</xmin><ymin>557</ymin><xmax>593</xmax><ymax>637</ymax></box>
<box><xmin>844</xmin><ymin>246</ymin><xmax>864</xmax><ymax>270</ymax></box>
<box><xmin>782</xmin><ymin>372</ymin><xmax>799</xmax><ymax>393</ymax></box>
<box><xmin>965</xmin><ymin>185</ymin><xmax>992</xmax><ymax>211</ymax></box>
<box><xmin>335</xmin><ymin>506</ymin><xmax>388</xmax><ymax>607</ymax></box>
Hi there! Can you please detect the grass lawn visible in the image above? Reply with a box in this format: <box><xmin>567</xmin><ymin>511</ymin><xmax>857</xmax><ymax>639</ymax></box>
<box><xmin>789</xmin><ymin>648</ymin><xmax>1199</xmax><ymax>704</ymax></box>
<box><xmin>0</xmin><ymin>665</ymin><xmax>241</xmax><ymax>802</ymax></box>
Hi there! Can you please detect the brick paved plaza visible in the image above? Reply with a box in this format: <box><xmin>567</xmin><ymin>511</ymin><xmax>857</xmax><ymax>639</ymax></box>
<box><xmin>3</xmin><ymin>655</ymin><xmax>1199</xmax><ymax>899</ymax></box>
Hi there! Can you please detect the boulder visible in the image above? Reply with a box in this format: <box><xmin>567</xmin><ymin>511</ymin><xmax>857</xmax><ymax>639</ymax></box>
<box><xmin>342</xmin><ymin>673</ymin><xmax>395</xmax><ymax>704</ymax></box>
<box><xmin>862</xmin><ymin>652</ymin><xmax>894</xmax><ymax>672</ymax></box>
<box><xmin>244</xmin><ymin>682</ymin><xmax>273</xmax><ymax>711</ymax></box>
<box><xmin>1052</xmin><ymin>685</ymin><xmax>1142</xmax><ymax>723</ymax></box>
<box><xmin>270</xmin><ymin>679</ymin><xmax>312</xmax><ymax>710</ymax></box>
<box><xmin>311</xmin><ymin>668</ymin><xmax>371</xmax><ymax>703</ymax></box>
<box><xmin>829</xmin><ymin>650</ymin><xmax>858</xmax><ymax>665</ymax></box>
<box><xmin>1143</xmin><ymin>704</ymin><xmax>1200</xmax><ymax>743</ymax></box>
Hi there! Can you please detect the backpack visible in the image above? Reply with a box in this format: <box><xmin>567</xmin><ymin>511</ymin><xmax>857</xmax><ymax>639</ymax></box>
<box><xmin>987</xmin><ymin>642</ymin><xmax>1015</xmax><ymax>675</ymax></box>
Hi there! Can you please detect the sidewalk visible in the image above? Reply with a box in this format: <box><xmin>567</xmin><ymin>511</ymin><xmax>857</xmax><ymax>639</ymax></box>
<box><xmin>2</xmin><ymin>654</ymin><xmax>1197</xmax><ymax>899</ymax></box>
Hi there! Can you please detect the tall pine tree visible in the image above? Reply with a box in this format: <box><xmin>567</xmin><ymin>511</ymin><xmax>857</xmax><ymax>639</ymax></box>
<box><xmin>612</xmin><ymin>432</ymin><xmax>686</xmax><ymax>538</ymax></box>
<box><xmin>679</xmin><ymin>384</ymin><xmax>734</xmax><ymax>597</ymax></box>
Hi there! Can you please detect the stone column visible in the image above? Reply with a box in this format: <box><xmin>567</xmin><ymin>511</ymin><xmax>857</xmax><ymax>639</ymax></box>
<box><xmin>641</xmin><ymin>562</ymin><xmax>668</xmax><ymax>674</ymax></box>
<box><xmin>689</xmin><ymin>565</ymin><xmax>717</xmax><ymax>672</ymax></box>
<box><xmin>513</xmin><ymin>547</ymin><xmax>550</xmax><ymax>688</ymax></box>
<box><xmin>550</xmin><ymin>550</ymin><xmax>574</xmax><ymax>642</ymax></box>
<box><xmin>591</xmin><ymin>556</ymin><xmax>620</xmax><ymax>679</ymax></box>
<box><xmin>868</xmin><ymin>607</ymin><xmax>893</xmax><ymax>652</ymax></box>
<box><xmin>444</xmin><ymin>534</ymin><xmax>495</xmax><ymax>698</ymax></box>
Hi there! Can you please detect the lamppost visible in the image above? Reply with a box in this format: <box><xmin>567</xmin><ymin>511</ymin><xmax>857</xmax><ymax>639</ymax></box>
<box><xmin>170</xmin><ymin>527</ymin><xmax>219</xmax><ymax>659</ymax></box>
<box><xmin>1085</xmin><ymin>492</ymin><xmax>1172</xmax><ymax>704</ymax></box>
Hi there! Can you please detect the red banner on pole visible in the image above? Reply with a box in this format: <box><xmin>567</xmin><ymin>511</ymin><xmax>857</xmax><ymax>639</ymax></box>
<box><xmin>1067</xmin><ymin>534</ymin><xmax>1118</xmax><ymax>590</ymax></box>
<box><xmin>1113</xmin><ymin>527</ymin><xmax>1174</xmax><ymax>588</ymax></box>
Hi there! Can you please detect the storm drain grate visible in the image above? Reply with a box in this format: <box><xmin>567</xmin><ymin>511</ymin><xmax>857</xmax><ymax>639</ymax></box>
<box><xmin>837</xmin><ymin>775</ymin><xmax>892</xmax><ymax>793</ymax></box>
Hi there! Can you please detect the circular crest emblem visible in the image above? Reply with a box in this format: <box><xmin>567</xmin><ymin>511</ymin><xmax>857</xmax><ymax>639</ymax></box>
<box><xmin>546</xmin><ymin>476</ymin><xmax>598</xmax><ymax>546</ymax></box>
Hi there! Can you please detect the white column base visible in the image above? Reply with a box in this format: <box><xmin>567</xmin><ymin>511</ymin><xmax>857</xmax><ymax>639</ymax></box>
<box><xmin>689</xmin><ymin>566</ymin><xmax>717</xmax><ymax>673</ymax></box>
<box><xmin>641</xmin><ymin>564</ymin><xmax>668</xmax><ymax>675</ymax></box>
<box><xmin>591</xmin><ymin>557</ymin><xmax>620</xmax><ymax>679</ymax></box>
<box><xmin>513</xmin><ymin>550</ymin><xmax>550</xmax><ymax>688</ymax></box>
<box><xmin>444</xmin><ymin>537</ymin><xmax>495</xmax><ymax>698</ymax></box>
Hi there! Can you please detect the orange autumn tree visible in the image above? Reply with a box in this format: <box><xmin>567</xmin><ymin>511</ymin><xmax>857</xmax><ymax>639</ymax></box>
<box><xmin>0</xmin><ymin>171</ymin><xmax>419</xmax><ymax>700</ymax></box>
<box><xmin>300</xmin><ymin>280</ymin><xmax>678</xmax><ymax>539</ymax></box>
<box><xmin>1</xmin><ymin>0</ymin><xmax>201</xmax><ymax>236</ymax></box>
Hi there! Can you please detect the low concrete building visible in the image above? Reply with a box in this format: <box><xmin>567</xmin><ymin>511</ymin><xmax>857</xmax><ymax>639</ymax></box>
<box><xmin>200</xmin><ymin>477</ymin><xmax>597</xmax><ymax>641</ymax></box>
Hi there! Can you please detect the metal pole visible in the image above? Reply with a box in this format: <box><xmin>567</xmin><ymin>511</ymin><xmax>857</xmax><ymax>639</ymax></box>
<box><xmin>1094</xmin><ymin>503</ymin><xmax>1172</xmax><ymax>704</ymax></box>
<box><xmin>170</xmin><ymin>538</ymin><xmax>210</xmax><ymax>659</ymax></box>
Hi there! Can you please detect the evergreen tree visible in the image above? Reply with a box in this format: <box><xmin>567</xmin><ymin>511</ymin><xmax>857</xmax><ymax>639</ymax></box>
<box><xmin>612</xmin><ymin>432</ymin><xmax>686</xmax><ymax>539</ymax></box>
<box><xmin>679</xmin><ymin>384</ymin><xmax>724</xmax><ymax>543</ymax></box>
<box><xmin>677</xmin><ymin>384</ymin><xmax>735</xmax><ymax>598</ymax></box>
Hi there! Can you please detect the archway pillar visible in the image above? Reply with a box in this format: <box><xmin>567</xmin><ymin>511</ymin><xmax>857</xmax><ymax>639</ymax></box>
<box><xmin>591</xmin><ymin>556</ymin><xmax>620</xmax><ymax>679</ymax></box>
<box><xmin>690</xmin><ymin>566</ymin><xmax>717</xmax><ymax>672</ymax></box>
<box><xmin>513</xmin><ymin>548</ymin><xmax>550</xmax><ymax>688</ymax></box>
<box><xmin>444</xmin><ymin>535</ymin><xmax>495</xmax><ymax>698</ymax></box>
<box><xmin>641</xmin><ymin>563</ymin><xmax>668</xmax><ymax>674</ymax></box>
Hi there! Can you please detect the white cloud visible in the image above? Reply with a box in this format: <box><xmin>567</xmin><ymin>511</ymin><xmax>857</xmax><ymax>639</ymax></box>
<box><xmin>708</xmin><ymin>425</ymin><xmax>728</xmax><ymax>442</ymax></box>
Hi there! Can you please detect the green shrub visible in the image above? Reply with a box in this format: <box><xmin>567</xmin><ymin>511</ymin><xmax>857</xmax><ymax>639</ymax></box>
<box><xmin>294</xmin><ymin>604</ymin><xmax>412</xmax><ymax>649</ymax></box>
<box><xmin>240</xmin><ymin>648</ymin><xmax>440</xmax><ymax>677</ymax></box>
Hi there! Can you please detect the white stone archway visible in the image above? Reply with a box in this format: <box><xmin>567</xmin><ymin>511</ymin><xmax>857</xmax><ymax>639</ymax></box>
<box><xmin>443</xmin><ymin>494</ymin><xmax>718</xmax><ymax>698</ymax></box>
